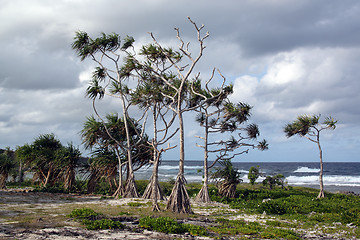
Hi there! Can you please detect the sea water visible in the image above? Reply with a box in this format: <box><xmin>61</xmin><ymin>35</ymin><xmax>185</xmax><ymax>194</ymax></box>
<box><xmin>135</xmin><ymin>161</ymin><xmax>360</xmax><ymax>194</ymax></box>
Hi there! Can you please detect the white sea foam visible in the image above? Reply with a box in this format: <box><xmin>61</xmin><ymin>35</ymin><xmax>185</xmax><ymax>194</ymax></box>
<box><xmin>158</xmin><ymin>165</ymin><xmax>203</xmax><ymax>170</ymax></box>
<box><xmin>286</xmin><ymin>175</ymin><xmax>360</xmax><ymax>186</ymax></box>
<box><xmin>294</xmin><ymin>167</ymin><xmax>320</xmax><ymax>173</ymax></box>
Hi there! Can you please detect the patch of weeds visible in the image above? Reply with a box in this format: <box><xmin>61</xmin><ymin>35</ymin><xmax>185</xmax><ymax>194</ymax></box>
<box><xmin>69</xmin><ymin>208</ymin><xmax>124</xmax><ymax>230</ymax></box>
<box><xmin>265</xmin><ymin>220</ymin><xmax>298</xmax><ymax>228</ymax></box>
<box><xmin>139</xmin><ymin>216</ymin><xmax>207</xmax><ymax>236</ymax></box>
<box><xmin>139</xmin><ymin>216</ymin><xmax>186</xmax><ymax>234</ymax></box>
<box><xmin>68</xmin><ymin>208</ymin><xmax>99</xmax><ymax>219</ymax></box>
<box><xmin>208</xmin><ymin>218</ymin><xmax>262</xmax><ymax>236</ymax></box>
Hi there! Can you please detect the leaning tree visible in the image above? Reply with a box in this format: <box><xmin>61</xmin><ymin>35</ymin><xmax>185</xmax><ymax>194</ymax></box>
<box><xmin>284</xmin><ymin>114</ymin><xmax>337</xmax><ymax>198</ymax></box>
<box><xmin>191</xmin><ymin>73</ymin><xmax>268</xmax><ymax>202</ymax></box>
<box><xmin>72</xmin><ymin>32</ymin><xmax>147</xmax><ymax>198</ymax></box>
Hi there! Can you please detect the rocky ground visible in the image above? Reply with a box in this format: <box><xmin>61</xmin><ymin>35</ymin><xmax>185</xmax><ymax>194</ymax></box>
<box><xmin>0</xmin><ymin>189</ymin><xmax>357</xmax><ymax>239</ymax></box>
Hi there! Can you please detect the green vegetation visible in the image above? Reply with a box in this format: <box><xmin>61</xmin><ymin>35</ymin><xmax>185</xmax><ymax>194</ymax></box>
<box><xmin>211</xmin><ymin>187</ymin><xmax>360</xmax><ymax>227</ymax></box>
<box><xmin>248</xmin><ymin>166</ymin><xmax>260</xmax><ymax>185</ymax></box>
<box><xmin>69</xmin><ymin>208</ymin><xmax>124</xmax><ymax>230</ymax></box>
<box><xmin>82</xmin><ymin>219</ymin><xmax>124</xmax><ymax>230</ymax></box>
<box><xmin>209</xmin><ymin>218</ymin><xmax>300</xmax><ymax>239</ymax></box>
<box><xmin>68</xmin><ymin>208</ymin><xmax>99</xmax><ymax>219</ymax></box>
<box><xmin>139</xmin><ymin>216</ymin><xmax>207</xmax><ymax>236</ymax></box>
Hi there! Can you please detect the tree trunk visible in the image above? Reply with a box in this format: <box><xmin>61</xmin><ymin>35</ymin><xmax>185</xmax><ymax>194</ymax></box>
<box><xmin>123</xmin><ymin>172</ymin><xmax>139</xmax><ymax>198</ymax></box>
<box><xmin>143</xmin><ymin>153</ymin><xmax>166</xmax><ymax>209</ymax></box>
<box><xmin>166</xmin><ymin>173</ymin><xmax>192</xmax><ymax>213</ymax></box>
<box><xmin>113</xmin><ymin>152</ymin><xmax>125</xmax><ymax>198</ymax></box>
<box><xmin>166</xmin><ymin>111</ymin><xmax>192</xmax><ymax>214</ymax></box>
<box><xmin>196</xmin><ymin>118</ymin><xmax>211</xmax><ymax>203</ymax></box>
<box><xmin>43</xmin><ymin>168</ymin><xmax>52</xmax><ymax>188</ymax></box>
<box><xmin>121</xmin><ymin>97</ymin><xmax>139</xmax><ymax>198</ymax></box>
<box><xmin>64</xmin><ymin>167</ymin><xmax>75</xmax><ymax>191</ymax></box>
<box><xmin>317</xmin><ymin>140</ymin><xmax>325</xmax><ymax>198</ymax></box>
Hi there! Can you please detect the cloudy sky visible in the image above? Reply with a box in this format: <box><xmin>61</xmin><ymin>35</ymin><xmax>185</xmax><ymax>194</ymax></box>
<box><xmin>1</xmin><ymin>0</ymin><xmax>359</xmax><ymax>162</ymax></box>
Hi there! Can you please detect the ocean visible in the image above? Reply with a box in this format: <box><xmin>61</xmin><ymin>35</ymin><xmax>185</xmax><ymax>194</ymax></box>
<box><xmin>135</xmin><ymin>161</ymin><xmax>360</xmax><ymax>194</ymax></box>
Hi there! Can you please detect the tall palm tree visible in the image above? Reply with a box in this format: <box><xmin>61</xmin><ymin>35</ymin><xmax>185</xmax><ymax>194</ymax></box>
<box><xmin>284</xmin><ymin>114</ymin><xmax>337</xmax><ymax>198</ymax></box>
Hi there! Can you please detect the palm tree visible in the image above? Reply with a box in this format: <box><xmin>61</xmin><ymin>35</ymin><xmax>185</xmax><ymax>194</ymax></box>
<box><xmin>284</xmin><ymin>114</ymin><xmax>337</xmax><ymax>198</ymax></box>
<box><xmin>86</xmin><ymin>148</ymin><xmax>119</xmax><ymax>193</ymax></box>
<box><xmin>211</xmin><ymin>160</ymin><xmax>242</xmax><ymax>198</ymax></box>
<box><xmin>73</xmin><ymin>31</ymin><xmax>142</xmax><ymax>198</ymax></box>
<box><xmin>31</xmin><ymin>133</ymin><xmax>63</xmax><ymax>187</ymax></box>
<box><xmin>80</xmin><ymin>114</ymin><xmax>151</xmax><ymax>196</ymax></box>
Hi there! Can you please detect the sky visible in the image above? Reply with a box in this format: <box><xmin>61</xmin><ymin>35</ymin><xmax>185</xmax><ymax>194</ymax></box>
<box><xmin>1</xmin><ymin>0</ymin><xmax>360</xmax><ymax>162</ymax></box>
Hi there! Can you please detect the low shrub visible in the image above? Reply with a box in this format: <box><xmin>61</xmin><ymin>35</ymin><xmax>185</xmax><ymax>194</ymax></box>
<box><xmin>69</xmin><ymin>208</ymin><xmax>124</xmax><ymax>230</ymax></box>
<box><xmin>69</xmin><ymin>208</ymin><xmax>99</xmax><ymax>219</ymax></box>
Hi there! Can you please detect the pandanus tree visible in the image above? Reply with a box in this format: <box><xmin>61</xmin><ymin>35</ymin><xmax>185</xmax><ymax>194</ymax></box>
<box><xmin>16</xmin><ymin>134</ymin><xmax>82</xmax><ymax>189</ymax></box>
<box><xmin>284</xmin><ymin>114</ymin><xmax>337</xmax><ymax>198</ymax></box>
<box><xmin>80</xmin><ymin>114</ymin><xmax>151</xmax><ymax>196</ymax></box>
<box><xmin>191</xmin><ymin>73</ymin><xmax>268</xmax><ymax>202</ymax></box>
<box><xmin>131</xmin><ymin>79</ymin><xmax>178</xmax><ymax>211</ymax></box>
<box><xmin>73</xmin><ymin>32</ymin><xmax>147</xmax><ymax>198</ymax></box>
<box><xmin>145</xmin><ymin>18</ymin><xmax>210</xmax><ymax>214</ymax></box>
<box><xmin>211</xmin><ymin>159</ymin><xmax>242</xmax><ymax>198</ymax></box>
<box><xmin>31</xmin><ymin>133</ymin><xmax>63</xmax><ymax>187</ymax></box>
<box><xmin>87</xmin><ymin>147</ymin><xmax>119</xmax><ymax>193</ymax></box>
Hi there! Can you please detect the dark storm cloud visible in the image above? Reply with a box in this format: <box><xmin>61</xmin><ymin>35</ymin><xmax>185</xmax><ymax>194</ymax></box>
<box><xmin>1</xmin><ymin>0</ymin><xmax>359</xmax><ymax>162</ymax></box>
